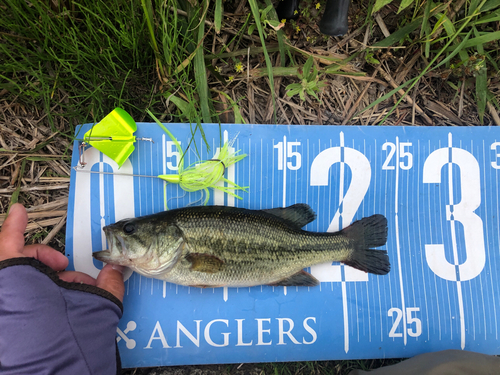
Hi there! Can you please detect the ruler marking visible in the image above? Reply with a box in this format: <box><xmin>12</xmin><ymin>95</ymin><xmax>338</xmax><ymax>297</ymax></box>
<box><xmin>162</xmin><ymin>134</ymin><xmax>166</xmax><ymax>211</ymax></box>
<box><xmin>354</xmin><ymin>283</ymin><xmax>360</xmax><ymax>342</ymax></box>
<box><xmin>226</xmin><ymin>131</ymin><xmax>235</xmax><ymax>207</ymax></box>
<box><xmin>363</xmin><ymin>139</ymin><xmax>372</xmax><ymax>343</ymax></box>
<box><xmin>394</xmin><ymin>137</ymin><xmax>408</xmax><ymax>345</ymax></box>
<box><xmin>431</xmin><ymin>139</ymin><xmax>441</xmax><ymax>339</ymax></box>
<box><xmin>283</xmin><ymin>135</ymin><xmax>287</xmax><ymax>207</ymax></box>
<box><xmin>457</xmin><ymin>281</ymin><xmax>466</xmax><ymax>348</ymax></box>
<box><xmin>316</xmin><ymin>141</ymin><xmax>319</xmax><ymax>232</ymax></box>
<box><xmin>260</xmin><ymin>139</ymin><xmax>263</xmax><ymax>209</ymax></box>
<box><xmin>438</xmin><ymin>139</ymin><xmax>450</xmax><ymax>340</ymax></box>
<box><xmin>384</xmin><ymin>154</ymin><xmax>394</xmax><ymax>318</ymax></box>
<box><xmin>439</xmin><ymin>140</ymin><xmax>452</xmax><ymax>339</ymax></box>
<box><xmin>138</xmin><ymin>139</ymin><xmax>141</xmax><ymax>215</ymax></box>
<box><xmin>99</xmin><ymin>161</ymin><xmax>106</xmax><ymax>251</ymax></box>
<box><xmin>469</xmin><ymin>140</ymin><xmax>480</xmax><ymax>341</ymax></box>
<box><xmin>271</xmin><ymin>141</ymin><xmax>274</xmax><ymax>209</ymax></box>
<box><xmin>328</xmin><ymin>139</ymin><xmax>332</xmax><ymax>255</ymax></box>
<box><xmin>306</xmin><ymin>139</ymin><xmax>310</xmax><ymax>226</ymax></box>
<box><xmin>468</xmin><ymin>280</ymin><xmax>475</xmax><ymax>340</ymax></box>
<box><xmin>342</xmin><ymin>281</ymin><xmax>349</xmax><ymax>353</ymax></box>
<box><xmin>418</xmin><ymin>140</ymin><xmax>430</xmax><ymax>341</ymax></box>
<box><xmin>482</xmin><ymin>140</ymin><xmax>496</xmax><ymax>339</ymax></box>
<box><xmin>448</xmin><ymin>134</ymin><xmax>465</xmax><ymax>349</ymax></box>
<box><xmin>150</xmin><ymin>141</ymin><xmax>154</xmax><ymax>212</ymax></box>
<box><xmin>295</xmin><ymin>138</ymin><xmax>298</xmax><ymax>208</ymax></box>
<box><xmin>339</xmin><ymin>132</ymin><xmax>345</xmax><ymax>220</ymax></box>
<box><xmin>496</xmin><ymin>149</ymin><xmax>500</xmax><ymax>340</ymax></box>
<box><xmin>406</xmin><ymin>154</ymin><xmax>417</xmax><ymax>324</ymax></box>
<box><xmin>492</xmin><ymin>140</ymin><xmax>499</xmax><ymax>339</ymax></box>
<box><xmin>317</xmin><ymin>140</ymin><xmax>321</xmax><ymax>232</ymax></box>
<box><xmin>373</xmin><ymin>139</ymin><xmax>383</xmax><ymax>341</ymax></box>
<box><xmin>248</xmin><ymin>138</ymin><xmax>251</xmax><ymax>207</ymax></box>
<box><xmin>337</xmin><ymin>133</ymin><xmax>350</xmax><ymax>353</ymax></box>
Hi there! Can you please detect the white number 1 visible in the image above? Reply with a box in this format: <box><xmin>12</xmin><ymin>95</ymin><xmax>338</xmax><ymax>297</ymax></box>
<box><xmin>274</xmin><ymin>140</ymin><xmax>302</xmax><ymax>170</ymax></box>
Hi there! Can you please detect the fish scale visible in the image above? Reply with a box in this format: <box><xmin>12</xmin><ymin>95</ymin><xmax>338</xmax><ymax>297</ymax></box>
<box><xmin>94</xmin><ymin>204</ymin><xmax>390</xmax><ymax>287</ymax></box>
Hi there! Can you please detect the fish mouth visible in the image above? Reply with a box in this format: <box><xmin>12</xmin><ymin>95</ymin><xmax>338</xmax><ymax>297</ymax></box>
<box><xmin>115</xmin><ymin>234</ymin><xmax>128</xmax><ymax>254</ymax></box>
<box><xmin>103</xmin><ymin>227</ymin><xmax>128</xmax><ymax>253</ymax></box>
<box><xmin>93</xmin><ymin>249</ymin><xmax>111</xmax><ymax>262</ymax></box>
<box><xmin>93</xmin><ymin>228</ymin><xmax>129</xmax><ymax>263</ymax></box>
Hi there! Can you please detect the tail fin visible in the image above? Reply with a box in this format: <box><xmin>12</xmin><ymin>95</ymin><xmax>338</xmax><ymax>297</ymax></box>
<box><xmin>341</xmin><ymin>214</ymin><xmax>390</xmax><ymax>275</ymax></box>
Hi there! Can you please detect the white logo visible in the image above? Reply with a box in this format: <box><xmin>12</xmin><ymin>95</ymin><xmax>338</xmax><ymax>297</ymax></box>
<box><xmin>117</xmin><ymin>321</ymin><xmax>137</xmax><ymax>349</ymax></box>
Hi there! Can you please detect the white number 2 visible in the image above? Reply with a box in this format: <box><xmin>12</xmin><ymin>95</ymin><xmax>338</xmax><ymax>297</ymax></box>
<box><xmin>309</xmin><ymin>134</ymin><xmax>371</xmax><ymax>282</ymax></box>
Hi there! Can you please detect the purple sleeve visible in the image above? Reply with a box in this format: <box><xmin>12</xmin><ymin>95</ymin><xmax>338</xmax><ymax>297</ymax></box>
<box><xmin>0</xmin><ymin>258</ymin><xmax>123</xmax><ymax>375</ymax></box>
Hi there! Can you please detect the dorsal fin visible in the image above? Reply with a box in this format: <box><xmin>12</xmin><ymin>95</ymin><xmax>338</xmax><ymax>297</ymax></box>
<box><xmin>263</xmin><ymin>204</ymin><xmax>316</xmax><ymax>229</ymax></box>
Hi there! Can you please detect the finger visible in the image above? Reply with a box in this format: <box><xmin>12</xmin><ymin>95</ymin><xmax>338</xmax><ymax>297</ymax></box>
<box><xmin>23</xmin><ymin>244</ymin><xmax>69</xmax><ymax>271</ymax></box>
<box><xmin>96</xmin><ymin>264</ymin><xmax>125</xmax><ymax>303</ymax></box>
<box><xmin>0</xmin><ymin>204</ymin><xmax>28</xmax><ymax>259</ymax></box>
<box><xmin>58</xmin><ymin>271</ymin><xmax>97</xmax><ymax>286</ymax></box>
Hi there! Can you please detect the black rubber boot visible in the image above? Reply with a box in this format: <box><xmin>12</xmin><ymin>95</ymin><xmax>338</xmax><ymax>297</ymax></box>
<box><xmin>319</xmin><ymin>0</ymin><xmax>350</xmax><ymax>36</ymax></box>
<box><xmin>276</xmin><ymin>0</ymin><xmax>300</xmax><ymax>20</ymax></box>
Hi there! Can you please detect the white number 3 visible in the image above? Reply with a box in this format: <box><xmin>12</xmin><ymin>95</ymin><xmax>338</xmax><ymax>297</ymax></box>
<box><xmin>423</xmin><ymin>141</ymin><xmax>486</xmax><ymax>281</ymax></box>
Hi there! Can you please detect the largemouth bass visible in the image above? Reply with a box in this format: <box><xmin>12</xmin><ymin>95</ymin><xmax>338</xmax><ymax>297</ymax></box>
<box><xmin>93</xmin><ymin>204</ymin><xmax>390</xmax><ymax>287</ymax></box>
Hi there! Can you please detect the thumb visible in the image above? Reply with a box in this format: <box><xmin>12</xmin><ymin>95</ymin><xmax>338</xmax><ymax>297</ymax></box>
<box><xmin>96</xmin><ymin>264</ymin><xmax>125</xmax><ymax>303</ymax></box>
<box><xmin>0</xmin><ymin>203</ymin><xmax>28</xmax><ymax>259</ymax></box>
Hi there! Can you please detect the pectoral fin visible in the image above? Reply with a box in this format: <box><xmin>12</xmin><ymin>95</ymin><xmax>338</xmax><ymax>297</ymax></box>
<box><xmin>186</xmin><ymin>253</ymin><xmax>225</xmax><ymax>273</ymax></box>
<box><xmin>268</xmin><ymin>270</ymin><xmax>319</xmax><ymax>287</ymax></box>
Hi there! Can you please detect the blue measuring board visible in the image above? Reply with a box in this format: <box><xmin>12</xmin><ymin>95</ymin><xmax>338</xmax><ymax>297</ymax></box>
<box><xmin>66</xmin><ymin>124</ymin><xmax>500</xmax><ymax>367</ymax></box>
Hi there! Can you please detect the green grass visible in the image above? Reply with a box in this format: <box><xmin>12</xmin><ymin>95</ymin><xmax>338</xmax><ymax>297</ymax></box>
<box><xmin>2</xmin><ymin>0</ymin><xmax>499</xmax><ymax>127</ymax></box>
<box><xmin>364</xmin><ymin>0</ymin><xmax>500</xmax><ymax>124</ymax></box>
<box><xmin>1</xmin><ymin>0</ymin><xmax>156</xmax><ymax>127</ymax></box>
<box><xmin>0</xmin><ymin>0</ymin><xmax>215</xmax><ymax>133</ymax></box>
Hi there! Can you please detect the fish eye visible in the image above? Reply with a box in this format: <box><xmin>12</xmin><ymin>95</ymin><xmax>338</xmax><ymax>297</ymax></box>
<box><xmin>123</xmin><ymin>222</ymin><xmax>136</xmax><ymax>235</ymax></box>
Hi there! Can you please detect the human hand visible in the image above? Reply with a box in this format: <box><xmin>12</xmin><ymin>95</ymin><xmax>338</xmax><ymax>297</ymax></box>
<box><xmin>0</xmin><ymin>203</ymin><xmax>125</xmax><ymax>302</ymax></box>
